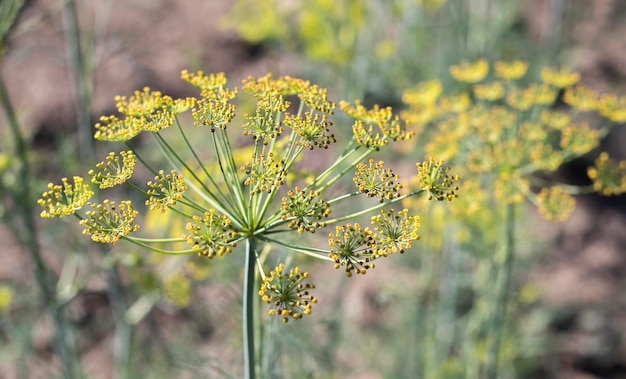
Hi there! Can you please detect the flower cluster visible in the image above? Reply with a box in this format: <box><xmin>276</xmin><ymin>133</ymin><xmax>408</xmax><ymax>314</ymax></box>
<box><xmin>145</xmin><ymin>170</ymin><xmax>188</xmax><ymax>212</ymax></box>
<box><xmin>185</xmin><ymin>210</ymin><xmax>238</xmax><ymax>258</ymax></box>
<box><xmin>39</xmin><ymin>70</ymin><xmax>457</xmax><ymax>327</ymax></box>
<box><xmin>80</xmin><ymin>200</ymin><xmax>140</xmax><ymax>244</ymax></box>
<box><xmin>402</xmin><ymin>59</ymin><xmax>626</xmax><ymax>221</ymax></box>
<box><xmin>259</xmin><ymin>264</ymin><xmax>317</xmax><ymax>323</ymax></box>
<box><xmin>89</xmin><ymin>151</ymin><xmax>136</xmax><ymax>189</ymax></box>
<box><xmin>38</xmin><ymin>176</ymin><xmax>94</xmax><ymax>218</ymax></box>
<box><xmin>281</xmin><ymin>187</ymin><xmax>331</xmax><ymax>234</ymax></box>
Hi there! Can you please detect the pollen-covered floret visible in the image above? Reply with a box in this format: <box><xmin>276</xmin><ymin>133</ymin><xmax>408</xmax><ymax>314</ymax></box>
<box><xmin>259</xmin><ymin>264</ymin><xmax>317</xmax><ymax>323</ymax></box>
<box><xmin>536</xmin><ymin>186</ymin><xmax>576</xmax><ymax>222</ymax></box>
<box><xmin>284</xmin><ymin>112</ymin><xmax>336</xmax><ymax>150</ymax></box>
<box><xmin>89</xmin><ymin>151</ymin><xmax>136</xmax><ymax>189</ymax></box>
<box><xmin>541</xmin><ymin>67</ymin><xmax>581</xmax><ymax>88</ymax></box>
<box><xmin>281</xmin><ymin>187</ymin><xmax>331</xmax><ymax>234</ymax></box>
<box><xmin>449</xmin><ymin>59</ymin><xmax>489</xmax><ymax>83</ymax></box>
<box><xmin>415</xmin><ymin>158</ymin><xmax>459</xmax><ymax>201</ymax></box>
<box><xmin>241</xmin><ymin>153</ymin><xmax>285</xmax><ymax>195</ymax></box>
<box><xmin>328</xmin><ymin>223</ymin><xmax>378</xmax><ymax>277</ymax></box>
<box><xmin>79</xmin><ymin>200</ymin><xmax>140</xmax><ymax>244</ymax></box>
<box><xmin>370</xmin><ymin>209</ymin><xmax>420</xmax><ymax>255</ymax></box>
<box><xmin>185</xmin><ymin>210</ymin><xmax>238</xmax><ymax>258</ymax></box>
<box><xmin>145</xmin><ymin>170</ymin><xmax>188</xmax><ymax>212</ymax></box>
<box><xmin>38</xmin><ymin>176</ymin><xmax>94</xmax><ymax>218</ymax></box>
<box><xmin>494</xmin><ymin>60</ymin><xmax>528</xmax><ymax>80</ymax></box>
<box><xmin>587</xmin><ymin>152</ymin><xmax>626</xmax><ymax>196</ymax></box>
<box><xmin>354</xmin><ymin>159</ymin><xmax>403</xmax><ymax>202</ymax></box>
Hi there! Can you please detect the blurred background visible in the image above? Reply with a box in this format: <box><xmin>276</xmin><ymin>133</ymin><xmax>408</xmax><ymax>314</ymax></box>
<box><xmin>1</xmin><ymin>0</ymin><xmax>626</xmax><ymax>378</ymax></box>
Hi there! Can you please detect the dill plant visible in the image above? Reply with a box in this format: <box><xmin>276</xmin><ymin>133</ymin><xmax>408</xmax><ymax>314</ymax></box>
<box><xmin>38</xmin><ymin>71</ymin><xmax>459</xmax><ymax>378</ymax></box>
<box><xmin>401</xmin><ymin>59</ymin><xmax>626</xmax><ymax>378</ymax></box>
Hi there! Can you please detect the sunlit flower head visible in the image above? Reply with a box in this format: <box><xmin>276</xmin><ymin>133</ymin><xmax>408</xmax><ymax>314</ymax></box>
<box><xmin>185</xmin><ymin>210</ymin><xmax>238</xmax><ymax>258</ymax></box>
<box><xmin>354</xmin><ymin>159</ymin><xmax>403</xmax><ymax>202</ymax></box>
<box><xmin>145</xmin><ymin>170</ymin><xmax>188</xmax><ymax>213</ymax></box>
<box><xmin>241</xmin><ymin>153</ymin><xmax>286</xmax><ymax>195</ymax></box>
<box><xmin>259</xmin><ymin>264</ymin><xmax>317</xmax><ymax>322</ymax></box>
<box><xmin>587</xmin><ymin>152</ymin><xmax>626</xmax><ymax>196</ymax></box>
<box><xmin>80</xmin><ymin>200</ymin><xmax>140</xmax><ymax>244</ymax></box>
<box><xmin>370</xmin><ymin>209</ymin><xmax>420</xmax><ymax>255</ymax></box>
<box><xmin>541</xmin><ymin>67</ymin><xmax>580</xmax><ymax>88</ymax></box>
<box><xmin>415</xmin><ymin>158</ymin><xmax>459</xmax><ymax>201</ymax></box>
<box><xmin>328</xmin><ymin>223</ymin><xmax>377</xmax><ymax>277</ymax></box>
<box><xmin>89</xmin><ymin>150</ymin><xmax>136</xmax><ymax>189</ymax></box>
<box><xmin>281</xmin><ymin>187</ymin><xmax>331</xmax><ymax>234</ymax></box>
<box><xmin>494</xmin><ymin>60</ymin><xmax>528</xmax><ymax>80</ymax></box>
<box><xmin>598</xmin><ymin>94</ymin><xmax>626</xmax><ymax>123</ymax></box>
<box><xmin>449</xmin><ymin>59</ymin><xmax>489</xmax><ymax>83</ymax></box>
<box><xmin>38</xmin><ymin>176</ymin><xmax>94</xmax><ymax>218</ymax></box>
<box><xmin>536</xmin><ymin>186</ymin><xmax>575</xmax><ymax>222</ymax></box>
<box><xmin>563</xmin><ymin>85</ymin><xmax>598</xmax><ymax>112</ymax></box>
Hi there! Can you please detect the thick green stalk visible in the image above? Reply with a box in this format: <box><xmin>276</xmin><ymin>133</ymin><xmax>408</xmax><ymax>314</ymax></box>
<box><xmin>0</xmin><ymin>71</ymin><xmax>80</xmax><ymax>379</ymax></box>
<box><xmin>244</xmin><ymin>238</ymin><xmax>257</xmax><ymax>379</ymax></box>
<box><xmin>486</xmin><ymin>203</ymin><xmax>516</xmax><ymax>379</ymax></box>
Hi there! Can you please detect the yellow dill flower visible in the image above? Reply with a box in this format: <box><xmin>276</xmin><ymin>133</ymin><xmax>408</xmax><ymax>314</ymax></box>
<box><xmin>560</xmin><ymin>123</ymin><xmax>599</xmax><ymax>155</ymax></box>
<box><xmin>283</xmin><ymin>112</ymin><xmax>336</xmax><ymax>150</ymax></box>
<box><xmin>524</xmin><ymin>83</ymin><xmax>557</xmax><ymax>105</ymax></box>
<box><xmin>598</xmin><ymin>94</ymin><xmax>626</xmax><ymax>123</ymax></box>
<box><xmin>402</xmin><ymin>80</ymin><xmax>443</xmax><ymax>106</ymax></box>
<box><xmin>438</xmin><ymin>93</ymin><xmax>471</xmax><ymax>113</ymax></box>
<box><xmin>370</xmin><ymin>209</ymin><xmax>420</xmax><ymax>255</ymax></box>
<box><xmin>192</xmin><ymin>88</ymin><xmax>237</xmax><ymax>130</ymax></box>
<box><xmin>281</xmin><ymin>187</ymin><xmax>331</xmax><ymax>234</ymax></box>
<box><xmin>449</xmin><ymin>59</ymin><xmax>489</xmax><ymax>83</ymax></box>
<box><xmin>38</xmin><ymin>176</ymin><xmax>94</xmax><ymax>218</ymax></box>
<box><xmin>530</xmin><ymin>143</ymin><xmax>563</xmax><ymax>172</ymax></box>
<box><xmin>506</xmin><ymin>87</ymin><xmax>533</xmax><ymax>111</ymax></box>
<box><xmin>494</xmin><ymin>60</ymin><xmax>529</xmax><ymax>80</ymax></box>
<box><xmin>519</xmin><ymin>121</ymin><xmax>547</xmax><ymax>141</ymax></box>
<box><xmin>563</xmin><ymin>85</ymin><xmax>598</xmax><ymax>111</ymax></box>
<box><xmin>536</xmin><ymin>186</ymin><xmax>575</xmax><ymax>222</ymax></box>
<box><xmin>93</xmin><ymin>114</ymin><xmax>142</xmax><ymax>141</ymax></box>
<box><xmin>353</xmin><ymin>159</ymin><xmax>403</xmax><ymax>202</ymax></box>
<box><xmin>259</xmin><ymin>264</ymin><xmax>317</xmax><ymax>323</ymax></box>
<box><xmin>80</xmin><ymin>200</ymin><xmax>140</xmax><ymax>244</ymax></box>
<box><xmin>241</xmin><ymin>153</ymin><xmax>286</xmax><ymax>195</ymax></box>
<box><xmin>541</xmin><ymin>67</ymin><xmax>581</xmax><ymax>88</ymax></box>
<box><xmin>352</xmin><ymin>120</ymin><xmax>388</xmax><ymax>150</ymax></box>
<box><xmin>328</xmin><ymin>223</ymin><xmax>377</xmax><ymax>277</ymax></box>
<box><xmin>540</xmin><ymin>110</ymin><xmax>571</xmax><ymax>130</ymax></box>
<box><xmin>185</xmin><ymin>210</ymin><xmax>238</xmax><ymax>258</ymax></box>
<box><xmin>242</xmin><ymin>110</ymin><xmax>284</xmax><ymax>144</ymax></box>
<box><xmin>145</xmin><ymin>170</ymin><xmax>188</xmax><ymax>213</ymax></box>
<box><xmin>415</xmin><ymin>158</ymin><xmax>459</xmax><ymax>201</ymax></box>
<box><xmin>89</xmin><ymin>151</ymin><xmax>136</xmax><ymax>189</ymax></box>
<box><xmin>473</xmin><ymin>81</ymin><xmax>505</xmax><ymax>101</ymax></box>
<box><xmin>181</xmin><ymin>70</ymin><xmax>228</xmax><ymax>92</ymax></box>
<box><xmin>299</xmin><ymin>84</ymin><xmax>336</xmax><ymax>113</ymax></box>
<box><xmin>587</xmin><ymin>152</ymin><xmax>626</xmax><ymax>196</ymax></box>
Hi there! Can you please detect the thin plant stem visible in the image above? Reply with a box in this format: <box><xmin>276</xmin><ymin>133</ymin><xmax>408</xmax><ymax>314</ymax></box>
<box><xmin>244</xmin><ymin>238</ymin><xmax>257</xmax><ymax>379</ymax></box>
<box><xmin>486</xmin><ymin>203</ymin><xmax>516</xmax><ymax>379</ymax></box>
<box><xmin>0</xmin><ymin>71</ymin><xmax>80</xmax><ymax>379</ymax></box>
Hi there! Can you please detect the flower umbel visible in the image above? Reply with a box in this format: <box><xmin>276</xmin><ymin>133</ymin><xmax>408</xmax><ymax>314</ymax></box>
<box><xmin>38</xmin><ymin>176</ymin><xmax>94</xmax><ymax>218</ymax></box>
<box><xmin>185</xmin><ymin>210</ymin><xmax>238</xmax><ymax>258</ymax></box>
<box><xmin>89</xmin><ymin>151</ymin><xmax>136</xmax><ymax>189</ymax></box>
<box><xmin>281</xmin><ymin>187</ymin><xmax>331</xmax><ymax>234</ymax></box>
<box><xmin>145</xmin><ymin>170</ymin><xmax>188</xmax><ymax>212</ymax></box>
<box><xmin>328</xmin><ymin>223</ymin><xmax>377</xmax><ymax>277</ymax></box>
<box><xmin>80</xmin><ymin>200</ymin><xmax>140</xmax><ymax>244</ymax></box>
<box><xmin>259</xmin><ymin>264</ymin><xmax>317</xmax><ymax>323</ymax></box>
<box><xmin>353</xmin><ymin>159</ymin><xmax>402</xmax><ymax>202</ymax></box>
<box><xmin>416</xmin><ymin>158</ymin><xmax>460</xmax><ymax>201</ymax></box>
<box><xmin>371</xmin><ymin>209</ymin><xmax>420</xmax><ymax>255</ymax></box>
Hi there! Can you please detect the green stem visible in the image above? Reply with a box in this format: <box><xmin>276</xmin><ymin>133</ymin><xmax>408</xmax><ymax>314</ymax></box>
<box><xmin>244</xmin><ymin>238</ymin><xmax>257</xmax><ymax>379</ymax></box>
<box><xmin>0</xmin><ymin>71</ymin><xmax>80</xmax><ymax>378</ymax></box>
<box><xmin>486</xmin><ymin>203</ymin><xmax>515</xmax><ymax>379</ymax></box>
